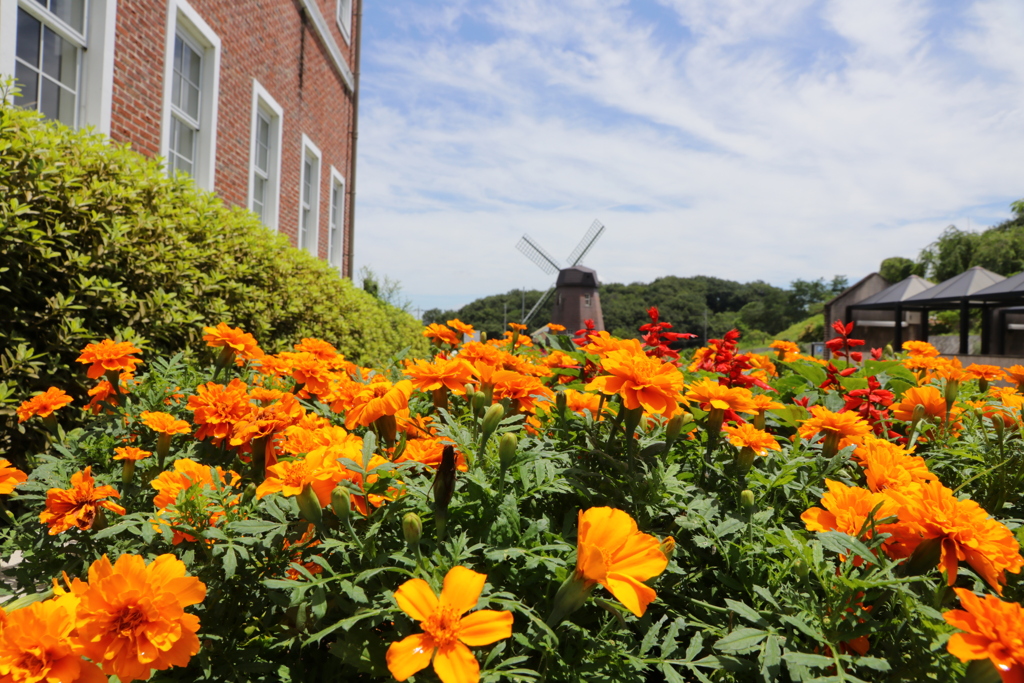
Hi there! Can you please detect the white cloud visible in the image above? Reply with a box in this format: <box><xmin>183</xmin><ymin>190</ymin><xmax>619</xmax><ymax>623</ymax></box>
<box><xmin>354</xmin><ymin>0</ymin><xmax>1024</xmax><ymax>317</ymax></box>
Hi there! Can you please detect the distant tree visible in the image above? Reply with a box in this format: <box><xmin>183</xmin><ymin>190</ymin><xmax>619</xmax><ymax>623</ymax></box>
<box><xmin>879</xmin><ymin>257</ymin><xmax>916</xmax><ymax>283</ymax></box>
<box><xmin>920</xmin><ymin>226</ymin><xmax>980</xmax><ymax>281</ymax></box>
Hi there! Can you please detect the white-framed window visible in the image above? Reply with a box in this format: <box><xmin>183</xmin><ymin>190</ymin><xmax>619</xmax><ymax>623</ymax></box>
<box><xmin>160</xmin><ymin>0</ymin><xmax>220</xmax><ymax>189</ymax></box>
<box><xmin>1</xmin><ymin>0</ymin><xmax>117</xmax><ymax>131</ymax></box>
<box><xmin>298</xmin><ymin>134</ymin><xmax>322</xmax><ymax>257</ymax></box>
<box><xmin>327</xmin><ymin>166</ymin><xmax>346</xmax><ymax>270</ymax></box>
<box><xmin>248</xmin><ymin>80</ymin><xmax>283</xmax><ymax>230</ymax></box>
<box><xmin>336</xmin><ymin>0</ymin><xmax>351</xmax><ymax>43</ymax></box>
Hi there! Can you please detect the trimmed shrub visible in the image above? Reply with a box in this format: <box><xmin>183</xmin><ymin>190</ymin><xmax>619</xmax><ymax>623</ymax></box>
<box><xmin>0</xmin><ymin>98</ymin><xmax>427</xmax><ymax>455</ymax></box>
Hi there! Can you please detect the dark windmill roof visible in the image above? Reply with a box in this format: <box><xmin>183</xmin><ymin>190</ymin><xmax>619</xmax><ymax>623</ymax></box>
<box><xmin>856</xmin><ymin>275</ymin><xmax>934</xmax><ymax>306</ymax></box>
<box><xmin>970</xmin><ymin>270</ymin><xmax>1024</xmax><ymax>299</ymax></box>
<box><xmin>902</xmin><ymin>266</ymin><xmax>1005</xmax><ymax>304</ymax></box>
<box><xmin>556</xmin><ymin>265</ymin><xmax>599</xmax><ymax>288</ymax></box>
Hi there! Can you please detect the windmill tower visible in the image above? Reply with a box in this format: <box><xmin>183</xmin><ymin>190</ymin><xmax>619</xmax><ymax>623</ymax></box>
<box><xmin>515</xmin><ymin>220</ymin><xmax>606</xmax><ymax>332</ymax></box>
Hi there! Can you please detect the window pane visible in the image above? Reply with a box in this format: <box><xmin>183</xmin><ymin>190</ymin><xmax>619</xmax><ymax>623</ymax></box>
<box><xmin>49</xmin><ymin>0</ymin><xmax>85</xmax><ymax>33</ymax></box>
<box><xmin>16</xmin><ymin>8</ymin><xmax>41</xmax><ymax>66</ymax></box>
<box><xmin>331</xmin><ymin>186</ymin><xmax>341</xmax><ymax>226</ymax></box>
<box><xmin>40</xmin><ymin>77</ymin><xmax>60</xmax><ymax>120</ymax></box>
<box><xmin>13</xmin><ymin>62</ymin><xmax>40</xmax><ymax>110</ymax></box>
<box><xmin>300</xmin><ymin>208</ymin><xmax>309</xmax><ymax>247</ymax></box>
<box><xmin>256</xmin><ymin>116</ymin><xmax>270</xmax><ymax>171</ymax></box>
<box><xmin>253</xmin><ymin>177</ymin><xmax>266</xmax><ymax>221</ymax></box>
<box><xmin>175</xmin><ymin>121</ymin><xmax>195</xmax><ymax>166</ymax></box>
<box><xmin>42</xmin><ymin>26</ymin><xmax>77</xmax><ymax>88</ymax></box>
<box><xmin>303</xmin><ymin>159</ymin><xmax>312</xmax><ymax>205</ymax></box>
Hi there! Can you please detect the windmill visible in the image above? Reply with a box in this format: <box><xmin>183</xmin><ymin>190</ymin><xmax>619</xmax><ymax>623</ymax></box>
<box><xmin>515</xmin><ymin>220</ymin><xmax>606</xmax><ymax>331</ymax></box>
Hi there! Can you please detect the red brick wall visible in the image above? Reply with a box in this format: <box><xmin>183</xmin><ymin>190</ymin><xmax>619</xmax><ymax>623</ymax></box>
<box><xmin>108</xmin><ymin>0</ymin><xmax>356</xmax><ymax>274</ymax></box>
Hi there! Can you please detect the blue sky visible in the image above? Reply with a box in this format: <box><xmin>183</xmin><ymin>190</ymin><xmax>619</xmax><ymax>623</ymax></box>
<box><xmin>352</xmin><ymin>0</ymin><xmax>1024</xmax><ymax>317</ymax></box>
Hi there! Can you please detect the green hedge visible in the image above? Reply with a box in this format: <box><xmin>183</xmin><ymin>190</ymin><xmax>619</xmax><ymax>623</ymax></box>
<box><xmin>0</xmin><ymin>97</ymin><xmax>427</xmax><ymax>455</ymax></box>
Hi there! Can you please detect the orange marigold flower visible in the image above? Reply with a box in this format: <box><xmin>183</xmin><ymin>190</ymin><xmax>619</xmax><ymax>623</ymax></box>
<box><xmin>186</xmin><ymin>378</ymin><xmax>255</xmax><ymax>444</ymax></box>
<box><xmin>151</xmin><ymin>459</ymin><xmax>241</xmax><ymax>544</ymax></box>
<box><xmin>85</xmin><ymin>379</ymin><xmax>118</xmax><ymax>414</ymax></box>
<box><xmin>140</xmin><ymin>410</ymin><xmax>191</xmax><ymax>436</ymax></box>
<box><xmin>447</xmin><ymin>318</ymin><xmax>475</xmax><ymax>337</ymax></box>
<box><xmin>585</xmin><ymin>350</ymin><xmax>686</xmax><ymax>417</ymax></box>
<box><xmin>256</xmin><ymin>450</ymin><xmax>341</xmax><ymax>506</ymax></box>
<box><xmin>293</xmin><ymin>337</ymin><xmax>339</xmax><ymax>361</ymax></box>
<box><xmin>750</xmin><ymin>393</ymin><xmax>784</xmax><ymax>412</ymax></box>
<box><xmin>684</xmin><ymin>378</ymin><xmax>756</xmax><ymax>415</ymax></box>
<box><xmin>721</xmin><ymin>423</ymin><xmax>780</xmax><ymax>455</ymax></box>
<box><xmin>563</xmin><ymin>388</ymin><xmax>603</xmax><ymax>419</ymax></box>
<box><xmin>423</xmin><ymin>323</ymin><xmax>461</xmax><ymax>347</ymax></box>
<box><xmin>801</xmin><ymin>479</ymin><xmax>905</xmax><ymax>562</ymax></box>
<box><xmin>113</xmin><ymin>446</ymin><xmax>152</xmax><ymax>461</ymax></box>
<box><xmin>903</xmin><ymin>340</ymin><xmax>941</xmax><ymax>357</ymax></box>
<box><xmin>855</xmin><ymin>438</ymin><xmax>934</xmax><ymax>492</ymax></box>
<box><xmin>386</xmin><ymin>566</ymin><xmax>513</xmax><ymax>683</ymax></box>
<box><xmin>965</xmin><ymin>363</ymin><xmax>1007</xmax><ymax>384</ymax></box>
<box><xmin>345</xmin><ymin>379</ymin><xmax>414</xmax><ymax>429</ymax></box>
<box><xmin>202</xmin><ymin>322</ymin><xmax>261</xmax><ymax>357</ymax></box>
<box><xmin>491</xmin><ymin>370</ymin><xmax>554</xmax><ymax>414</ymax></box>
<box><xmin>394</xmin><ymin>438</ymin><xmax>469</xmax><ymax>471</ymax></box>
<box><xmin>16</xmin><ymin>386</ymin><xmax>74</xmax><ymax>423</ymax></box>
<box><xmin>278</xmin><ymin>351</ymin><xmax>335</xmax><ymax>398</ymax></box>
<box><xmin>547</xmin><ymin>322</ymin><xmax>566</xmax><ymax>332</ymax></box>
<box><xmin>0</xmin><ymin>459</ymin><xmax>28</xmax><ymax>495</ymax></box>
<box><xmin>770</xmin><ymin>340</ymin><xmax>800</xmax><ymax>361</ymax></box>
<box><xmin>39</xmin><ymin>466</ymin><xmax>126</xmax><ymax>535</ymax></box>
<box><xmin>75</xmin><ymin>553</ymin><xmax>206</xmax><ymax>682</ymax></box>
<box><xmin>582</xmin><ymin>332</ymin><xmax>644</xmax><ymax>358</ymax></box>
<box><xmin>76</xmin><ymin>339</ymin><xmax>142</xmax><ymax>379</ymax></box>
<box><xmin>0</xmin><ymin>598</ymin><xmax>106</xmax><ymax>683</ymax></box>
<box><xmin>1005</xmin><ymin>365</ymin><xmax>1024</xmax><ymax>392</ymax></box>
<box><xmin>575</xmin><ymin>507</ymin><xmax>669</xmax><ymax>617</ymax></box>
<box><xmin>886</xmin><ymin>481</ymin><xmax>1024</xmax><ymax>593</ymax></box>
<box><xmin>797</xmin><ymin>405</ymin><xmax>872</xmax><ymax>448</ymax></box>
<box><xmin>404</xmin><ymin>356</ymin><xmax>476</xmax><ymax>395</ymax></box>
<box><xmin>944</xmin><ymin>587</ymin><xmax>1024</xmax><ymax>680</ymax></box>
<box><xmin>151</xmin><ymin>459</ymin><xmax>241</xmax><ymax>510</ymax></box>
<box><xmin>891</xmin><ymin>386</ymin><xmax>946</xmax><ymax>422</ymax></box>
<box><xmin>746</xmin><ymin>353</ymin><xmax>778</xmax><ymax>378</ymax></box>
<box><xmin>230</xmin><ymin>392</ymin><xmax>306</xmax><ymax>450</ymax></box>
<box><xmin>283</xmin><ymin>524</ymin><xmax>324</xmax><ymax>580</ymax></box>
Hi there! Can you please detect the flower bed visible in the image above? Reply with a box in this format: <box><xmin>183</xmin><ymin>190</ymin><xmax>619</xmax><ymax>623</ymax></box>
<box><xmin>3</xmin><ymin>314</ymin><xmax>1024</xmax><ymax>682</ymax></box>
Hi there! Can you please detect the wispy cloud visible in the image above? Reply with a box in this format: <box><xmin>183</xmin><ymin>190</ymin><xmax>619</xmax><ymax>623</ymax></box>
<box><xmin>354</xmin><ymin>0</ymin><xmax>1024</xmax><ymax>315</ymax></box>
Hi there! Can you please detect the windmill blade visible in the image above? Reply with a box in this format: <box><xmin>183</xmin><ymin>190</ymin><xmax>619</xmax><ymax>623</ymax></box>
<box><xmin>523</xmin><ymin>286</ymin><xmax>556</xmax><ymax>326</ymax></box>
<box><xmin>516</xmin><ymin>235</ymin><xmax>561</xmax><ymax>276</ymax></box>
<box><xmin>567</xmin><ymin>219</ymin><xmax>605</xmax><ymax>266</ymax></box>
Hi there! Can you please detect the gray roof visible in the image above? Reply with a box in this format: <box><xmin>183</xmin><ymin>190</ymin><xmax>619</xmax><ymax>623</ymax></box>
<box><xmin>902</xmin><ymin>266</ymin><xmax>1005</xmax><ymax>304</ymax></box>
<box><xmin>970</xmin><ymin>270</ymin><xmax>1024</xmax><ymax>299</ymax></box>
<box><xmin>856</xmin><ymin>275</ymin><xmax>934</xmax><ymax>305</ymax></box>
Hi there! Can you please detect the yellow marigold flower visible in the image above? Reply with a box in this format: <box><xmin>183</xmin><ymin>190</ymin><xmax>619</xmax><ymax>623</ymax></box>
<box><xmin>423</xmin><ymin>323</ymin><xmax>461</xmax><ymax>347</ymax></box>
<box><xmin>0</xmin><ymin>598</ymin><xmax>106</xmax><ymax>683</ymax></box>
<box><xmin>202</xmin><ymin>322</ymin><xmax>261</xmax><ymax>357</ymax></box>
<box><xmin>75</xmin><ymin>553</ymin><xmax>206</xmax><ymax>682</ymax></box>
<box><xmin>404</xmin><ymin>356</ymin><xmax>476</xmax><ymax>394</ymax></box>
<box><xmin>944</xmin><ymin>587</ymin><xmax>1024</xmax><ymax>679</ymax></box>
<box><xmin>575</xmin><ymin>507</ymin><xmax>669</xmax><ymax>617</ymax></box>
<box><xmin>887</xmin><ymin>481</ymin><xmax>1024</xmax><ymax>594</ymax></box>
<box><xmin>16</xmin><ymin>386</ymin><xmax>74</xmax><ymax>423</ymax></box>
<box><xmin>584</xmin><ymin>350</ymin><xmax>686</xmax><ymax>417</ymax></box>
<box><xmin>903</xmin><ymin>340</ymin><xmax>940</xmax><ymax>357</ymax></box>
<box><xmin>76</xmin><ymin>339</ymin><xmax>142</xmax><ymax>379</ymax></box>
<box><xmin>39</xmin><ymin>467</ymin><xmax>125</xmax><ymax>535</ymax></box>
<box><xmin>684</xmin><ymin>378</ymin><xmax>756</xmax><ymax>415</ymax></box>
<box><xmin>797</xmin><ymin>405</ymin><xmax>872</xmax><ymax>448</ymax></box>
<box><xmin>0</xmin><ymin>459</ymin><xmax>28</xmax><ymax>495</ymax></box>
<box><xmin>746</xmin><ymin>353</ymin><xmax>778</xmax><ymax>378</ymax></box>
<box><xmin>386</xmin><ymin>566</ymin><xmax>513</xmax><ymax>683</ymax></box>
<box><xmin>113</xmin><ymin>446</ymin><xmax>152</xmax><ymax>461</ymax></box>
<box><xmin>891</xmin><ymin>386</ymin><xmax>946</xmax><ymax>422</ymax></box>
<box><xmin>140</xmin><ymin>410</ymin><xmax>191</xmax><ymax>436</ymax></box>
<box><xmin>721</xmin><ymin>423</ymin><xmax>780</xmax><ymax>455</ymax></box>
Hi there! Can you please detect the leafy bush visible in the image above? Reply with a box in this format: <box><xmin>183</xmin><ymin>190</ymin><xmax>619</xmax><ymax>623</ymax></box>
<box><xmin>4</xmin><ymin>321</ymin><xmax>1024</xmax><ymax>682</ymax></box>
<box><xmin>0</xmin><ymin>98</ymin><xmax>427</xmax><ymax>455</ymax></box>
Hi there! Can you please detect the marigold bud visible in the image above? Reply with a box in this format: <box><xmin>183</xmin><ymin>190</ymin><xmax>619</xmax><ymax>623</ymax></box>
<box><xmin>794</xmin><ymin>559</ymin><xmax>809</xmax><ymax>580</ymax></box>
<box><xmin>242</xmin><ymin>482</ymin><xmax>257</xmax><ymax>505</ymax></box>
<box><xmin>666</xmin><ymin>412</ymin><xmax>691</xmax><ymax>442</ymax></box>
<box><xmin>331</xmin><ymin>486</ymin><xmax>350</xmax><ymax>522</ymax></box>
<box><xmin>911</xmin><ymin>403</ymin><xmax>926</xmax><ymax>424</ymax></box>
<box><xmin>498</xmin><ymin>433</ymin><xmax>517</xmax><ymax>471</ymax></box>
<box><xmin>659</xmin><ymin>536</ymin><xmax>676</xmax><ymax>560</ymax></box>
<box><xmin>735</xmin><ymin>447</ymin><xmax>757</xmax><ymax>474</ymax></box>
<box><xmin>481</xmin><ymin>403</ymin><xmax>505</xmax><ymax>443</ymax></box>
<box><xmin>740</xmin><ymin>489</ymin><xmax>755</xmax><ymax>512</ymax></box>
<box><xmin>297</xmin><ymin>483</ymin><xmax>322</xmax><ymax>526</ymax></box>
<box><xmin>472</xmin><ymin>391</ymin><xmax>488</xmax><ymax>418</ymax></box>
<box><xmin>402</xmin><ymin>512</ymin><xmax>423</xmax><ymax>546</ymax></box>
<box><xmin>555</xmin><ymin>391</ymin><xmax>567</xmax><ymax>419</ymax></box>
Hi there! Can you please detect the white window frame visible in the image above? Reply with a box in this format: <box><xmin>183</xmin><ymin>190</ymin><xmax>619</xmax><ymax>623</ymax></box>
<box><xmin>159</xmin><ymin>0</ymin><xmax>220</xmax><ymax>190</ymax></box>
<box><xmin>335</xmin><ymin>0</ymin><xmax>351</xmax><ymax>44</ymax></box>
<box><xmin>298</xmin><ymin>134</ymin><xmax>322</xmax><ymax>257</ymax></box>
<box><xmin>0</xmin><ymin>0</ymin><xmax>118</xmax><ymax>132</ymax></box>
<box><xmin>248</xmin><ymin>79</ymin><xmax>283</xmax><ymax>231</ymax></box>
<box><xmin>327</xmin><ymin>166</ymin><xmax>346</xmax><ymax>270</ymax></box>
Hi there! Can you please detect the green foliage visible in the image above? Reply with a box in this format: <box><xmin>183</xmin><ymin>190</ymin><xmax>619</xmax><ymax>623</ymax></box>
<box><xmin>879</xmin><ymin>257</ymin><xmax>919</xmax><ymax>282</ymax></box>
<box><xmin>0</xmin><ymin>98</ymin><xmax>427</xmax><ymax>457</ymax></box>
<box><xmin>912</xmin><ymin>202</ymin><xmax>1024</xmax><ymax>281</ymax></box>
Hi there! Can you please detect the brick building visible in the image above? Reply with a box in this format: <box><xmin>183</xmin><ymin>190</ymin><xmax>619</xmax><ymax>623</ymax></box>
<box><xmin>0</xmin><ymin>0</ymin><xmax>361</xmax><ymax>276</ymax></box>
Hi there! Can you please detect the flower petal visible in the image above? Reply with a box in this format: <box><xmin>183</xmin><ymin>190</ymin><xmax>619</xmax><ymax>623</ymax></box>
<box><xmin>604</xmin><ymin>572</ymin><xmax>658</xmax><ymax>617</ymax></box>
<box><xmin>458</xmin><ymin>610</ymin><xmax>513</xmax><ymax>647</ymax></box>
<box><xmin>432</xmin><ymin>642</ymin><xmax>480</xmax><ymax>683</ymax></box>
<box><xmin>394</xmin><ymin>578</ymin><xmax>439</xmax><ymax>621</ymax></box>
<box><xmin>440</xmin><ymin>566</ymin><xmax>487</xmax><ymax>616</ymax></box>
<box><xmin>386</xmin><ymin>633</ymin><xmax>435</xmax><ymax>681</ymax></box>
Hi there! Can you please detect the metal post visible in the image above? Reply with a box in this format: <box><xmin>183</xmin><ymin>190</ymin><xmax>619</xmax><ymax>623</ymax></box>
<box><xmin>893</xmin><ymin>304</ymin><xmax>903</xmax><ymax>349</ymax></box>
<box><xmin>921</xmin><ymin>308</ymin><xmax>929</xmax><ymax>345</ymax></box>
<box><xmin>981</xmin><ymin>306</ymin><xmax>991</xmax><ymax>355</ymax></box>
<box><xmin>959</xmin><ymin>300</ymin><xmax>970</xmax><ymax>355</ymax></box>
